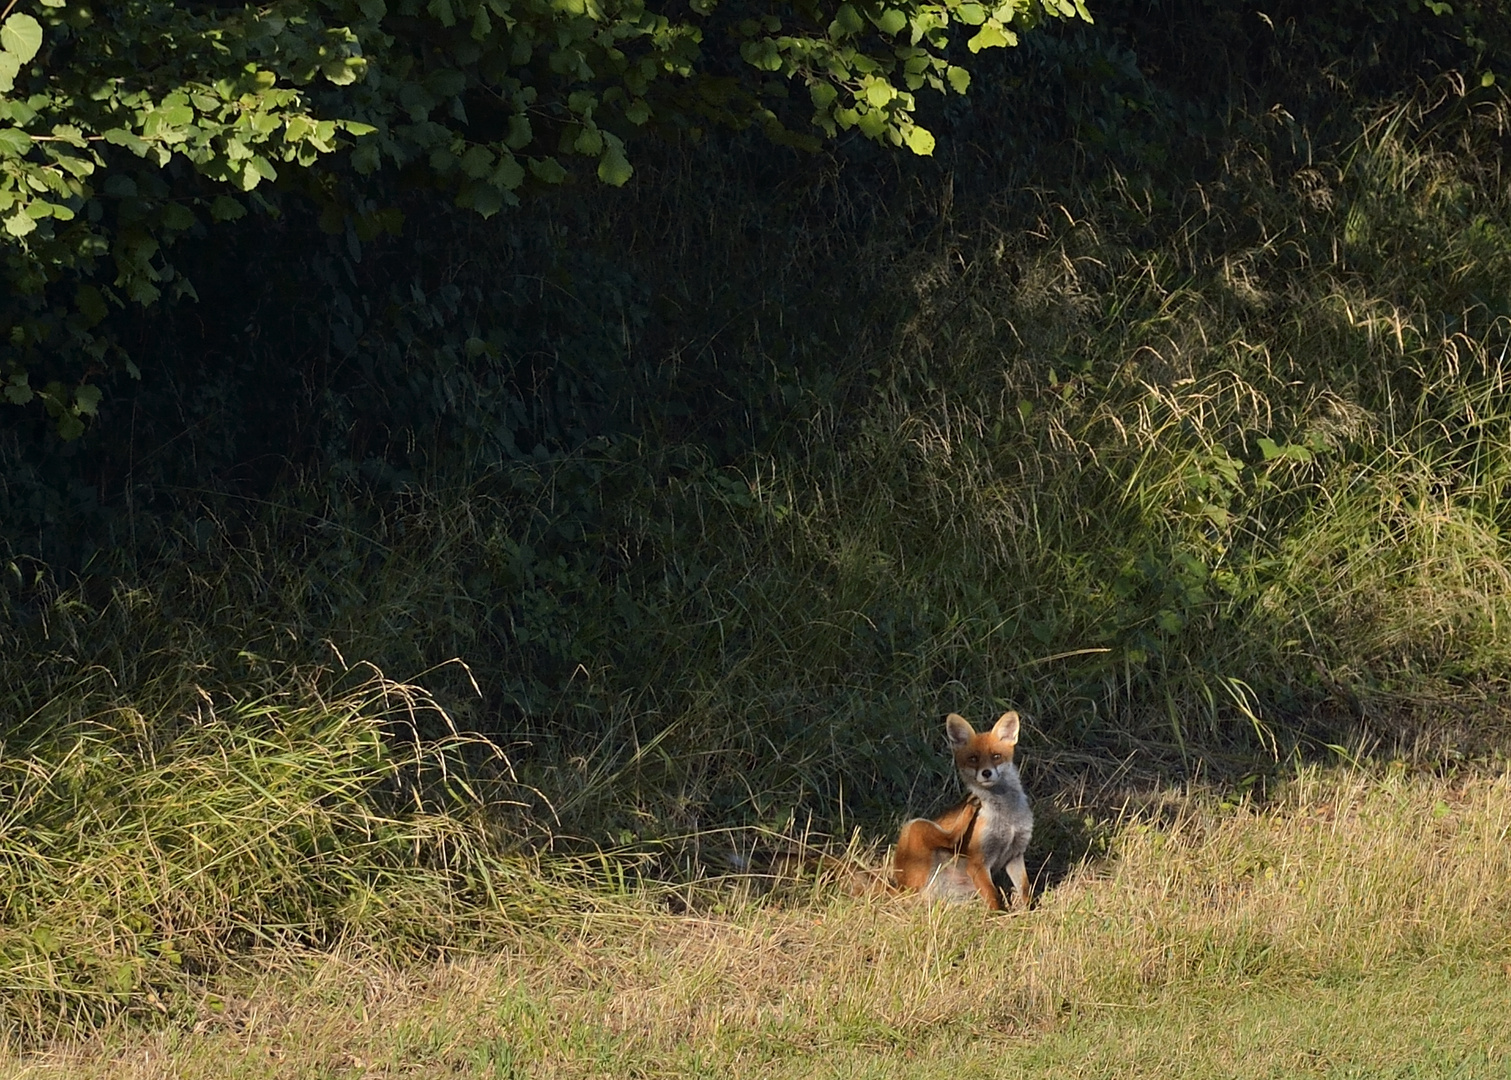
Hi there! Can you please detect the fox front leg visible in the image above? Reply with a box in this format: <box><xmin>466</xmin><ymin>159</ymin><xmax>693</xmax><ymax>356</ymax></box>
<box><xmin>964</xmin><ymin>856</ymin><xmax>1005</xmax><ymax>911</ymax></box>
<box><xmin>1004</xmin><ymin>854</ymin><xmax>1030</xmax><ymax>908</ymax></box>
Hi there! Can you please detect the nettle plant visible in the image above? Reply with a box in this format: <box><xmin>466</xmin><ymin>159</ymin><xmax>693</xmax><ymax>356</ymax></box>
<box><xmin>0</xmin><ymin>0</ymin><xmax>1089</xmax><ymax>437</ymax></box>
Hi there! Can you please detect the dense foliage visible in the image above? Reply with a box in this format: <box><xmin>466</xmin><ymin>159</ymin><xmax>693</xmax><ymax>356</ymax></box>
<box><xmin>0</xmin><ymin>0</ymin><xmax>1088</xmax><ymax>433</ymax></box>
<box><xmin>3</xmin><ymin>0</ymin><xmax>1508</xmax><ymax>757</ymax></box>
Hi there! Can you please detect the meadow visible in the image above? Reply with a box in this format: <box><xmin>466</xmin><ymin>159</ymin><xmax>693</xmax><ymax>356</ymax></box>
<box><xmin>6</xmin><ymin>760</ymin><xmax>1510</xmax><ymax>1077</ymax></box>
<box><xmin>4</xmin><ymin>2</ymin><xmax>1511</xmax><ymax>1073</ymax></box>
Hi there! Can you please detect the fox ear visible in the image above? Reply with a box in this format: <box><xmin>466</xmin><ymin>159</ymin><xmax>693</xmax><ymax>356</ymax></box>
<box><xmin>991</xmin><ymin>711</ymin><xmax>1020</xmax><ymax>745</ymax></box>
<box><xmin>945</xmin><ymin>713</ymin><xmax>975</xmax><ymax>748</ymax></box>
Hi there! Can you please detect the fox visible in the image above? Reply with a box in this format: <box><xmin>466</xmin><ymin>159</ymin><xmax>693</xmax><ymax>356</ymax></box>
<box><xmin>892</xmin><ymin>711</ymin><xmax>1034</xmax><ymax>911</ymax></box>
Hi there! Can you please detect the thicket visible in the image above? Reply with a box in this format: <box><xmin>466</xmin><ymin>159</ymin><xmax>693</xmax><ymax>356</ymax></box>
<box><xmin>5</xmin><ymin>0</ymin><xmax>1511</xmax><ymax>1040</ymax></box>
<box><xmin>0</xmin><ymin>0</ymin><xmax>1089</xmax><ymax>430</ymax></box>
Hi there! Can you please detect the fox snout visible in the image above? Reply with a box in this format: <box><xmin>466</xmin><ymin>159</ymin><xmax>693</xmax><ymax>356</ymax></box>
<box><xmin>970</xmin><ymin>763</ymin><xmax>1003</xmax><ymax>784</ymax></box>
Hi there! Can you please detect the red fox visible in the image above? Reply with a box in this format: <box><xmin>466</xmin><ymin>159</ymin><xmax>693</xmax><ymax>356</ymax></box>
<box><xmin>892</xmin><ymin>711</ymin><xmax>1034</xmax><ymax>910</ymax></box>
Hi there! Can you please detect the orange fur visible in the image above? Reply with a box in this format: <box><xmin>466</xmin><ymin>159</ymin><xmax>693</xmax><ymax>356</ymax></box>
<box><xmin>892</xmin><ymin>712</ymin><xmax>1034</xmax><ymax>910</ymax></box>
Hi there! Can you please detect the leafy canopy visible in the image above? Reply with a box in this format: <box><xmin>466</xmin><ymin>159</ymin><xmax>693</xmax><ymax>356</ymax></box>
<box><xmin>0</xmin><ymin>0</ymin><xmax>1090</xmax><ymax>435</ymax></box>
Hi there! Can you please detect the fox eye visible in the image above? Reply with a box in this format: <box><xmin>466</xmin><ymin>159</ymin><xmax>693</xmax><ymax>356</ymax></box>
<box><xmin>992</xmin><ymin>753</ymin><xmax>1002</xmax><ymax>763</ymax></box>
<box><xmin>966</xmin><ymin>754</ymin><xmax>978</xmax><ymax>765</ymax></box>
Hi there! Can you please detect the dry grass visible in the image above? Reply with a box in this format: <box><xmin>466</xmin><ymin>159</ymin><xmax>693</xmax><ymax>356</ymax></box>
<box><xmin>7</xmin><ymin>759</ymin><xmax>1509</xmax><ymax>1078</ymax></box>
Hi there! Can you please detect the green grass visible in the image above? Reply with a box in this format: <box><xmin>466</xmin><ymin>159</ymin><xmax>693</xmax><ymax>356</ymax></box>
<box><xmin>0</xmin><ymin>664</ymin><xmax>580</xmax><ymax>1044</ymax></box>
<box><xmin>1017</xmin><ymin>971</ymin><xmax>1510</xmax><ymax>1080</ymax></box>
<box><xmin>5</xmin><ymin>762</ymin><xmax>1508</xmax><ymax>1077</ymax></box>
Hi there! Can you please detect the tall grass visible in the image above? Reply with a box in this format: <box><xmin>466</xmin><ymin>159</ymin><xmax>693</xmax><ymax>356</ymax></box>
<box><xmin>6</xmin><ymin>74</ymin><xmax>1511</xmax><ymax>1042</ymax></box>
<box><xmin>0</xmin><ymin>662</ymin><xmax>557</xmax><ymax>1042</ymax></box>
<box><xmin>14</xmin><ymin>760</ymin><xmax>1511</xmax><ymax>1077</ymax></box>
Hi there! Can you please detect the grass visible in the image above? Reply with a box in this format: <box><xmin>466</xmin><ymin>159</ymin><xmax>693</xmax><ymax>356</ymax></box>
<box><xmin>6</xmin><ymin>39</ymin><xmax>1511</xmax><ymax>1078</ymax></box>
<box><xmin>0</xmin><ymin>663</ymin><xmax>567</xmax><ymax>1045</ymax></box>
<box><xmin>4</xmin><ymin>759</ymin><xmax>1508</xmax><ymax>1077</ymax></box>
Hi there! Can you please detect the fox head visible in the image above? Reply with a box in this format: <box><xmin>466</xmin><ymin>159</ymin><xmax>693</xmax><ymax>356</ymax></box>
<box><xmin>945</xmin><ymin>711</ymin><xmax>1020</xmax><ymax>794</ymax></box>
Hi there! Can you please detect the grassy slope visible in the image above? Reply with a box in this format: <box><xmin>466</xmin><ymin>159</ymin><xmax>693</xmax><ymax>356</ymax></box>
<box><xmin>7</xmin><ymin>5</ymin><xmax>1511</xmax><ymax>1070</ymax></box>
<box><xmin>7</xmin><ymin>763</ymin><xmax>1509</xmax><ymax>1077</ymax></box>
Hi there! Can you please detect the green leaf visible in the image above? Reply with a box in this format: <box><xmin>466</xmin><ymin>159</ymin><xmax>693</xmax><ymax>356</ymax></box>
<box><xmin>574</xmin><ymin>126</ymin><xmax>603</xmax><ymax>156</ymax></box>
<box><xmin>4</xmin><ymin>208</ymin><xmax>35</xmax><ymax>237</ymax></box>
<box><xmin>955</xmin><ymin>3</ymin><xmax>987</xmax><ymax>25</ymax></box>
<box><xmin>460</xmin><ymin>144</ymin><xmax>495</xmax><ymax>178</ymax></box>
<box><xmin>0</xmin><ymin>91</ymin><xmax>31</xmax><ymax>119</ymax></box>
<box><xmin>1256</xmin><ymin>437</ymin><xmax>1314</xmax><ymax>463</ymax></box>
<box><xmin>875</xmin><ymin>8</ymin><xmax>907</xmax><ymax>34</ymax></box>
<box><xmin>597</xmin><ymin>136</ymin><xmax>632</xmax><ymax>186</ymax></box>
<box><xmin>740</xmin><ymin>38</ymin><xmax>783</xmax><ymax>72</ymax></box>
<box><xmin>828</xmin><ymin>3</ymin><xmax>865</xmax><ymax>38</ymax></box>
<box><xmin>1</xmin><ymin>13</ymin><xmax>43</xmax><ymax>65</ymax></box>
<box><xmin>905</xmin><ymin>125</ymin><xmax>936</xmax><ymax>155</ymax></box>
<box><xmin>947</xmin><ymin>65</ymin><xmax>971</xmax><ymax>94</ymax></box>
<box><xmin>48</xmin><ymin>123</ymin><xmax>86</xmax><ymax>148</ymax></box>
<box><xmin>0</xmin><ymin>52</ymin><xmax>18</xmax><ymax>94</ymax></box>
<box><xmin>53</xmin><ymin>153</ymin><xmax>94</xmax><ymax>179</ymax></box>
<box><xmin>458</xmin><ymin>180</ymin><xmax>503</xmax><ymax>218</ymax></box>
<box><xmin>158</xmin><ymin>102</ymin><xmax>194</xmax><ymax>128</ymax></box>
<box><xmin>161</xmin><ymin>203</ymin><xmax>196</xmax><ymax>230</ymax></box>
<box><xmin>0</xmin><ymin>126</ymin><xmax>31</xmax><ymax>156</ymax></box>
<box><xmin>106</xmin><ymin>960</ymin><xmax>138</xmax><ymax>998</ymax></box>
<box><xmin>74</xmin><ymin>384</ymin><xmax>102</xmax><ymax>417</ymax></box>
<box><xmin>55</xmin><ymin>412</ymin><xmax>85</xmax><ymax>440</ymax></box>
<box><xmin>351</xmin><ymin>141</ymin><xmax>381</xmax><ymax>174</ymax></box>
<box><xmin>3</xmin><ymin>372</ymin><xmax>32</xmax><ymax>405</ymax></box>
<box><xmin>492</xmin><ymin>153</ymin><xmax>525</xmax><ymax>190</ymax></box>
<box><xmin>506</xmin><ymin>114</ymin><xmax>533</xmax><ymax>149</ymax></box>
<box><xmin>472</xmin><ymin>4</ymin><xmax>492</xmax><ymax>40</ymax></box>
<box><xmin>967</xmin><ymin>23</ymin><xmax>1011</xmax><ymax>51</ymax></box>
<box><xmin>529</xmin><ymin>156</ymin><xmax>567</xmax><ymax>184</ymax></box>
<box><xmin>285</xmin><ymin>115</ymin><xmax>314</xmax><ymax>143</ymax></box>
<box><xmin>103</xmin><ymin>127</ymin><xmax>152</xmax><ymax>157</ymax></box>
<box><xmin>322</xmin><ymin>59</ymin><xmax>360</xmax><ymax>85</ymax></box>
